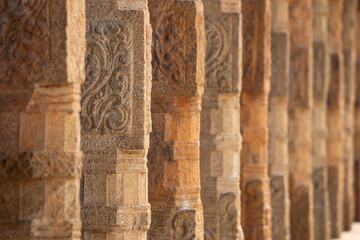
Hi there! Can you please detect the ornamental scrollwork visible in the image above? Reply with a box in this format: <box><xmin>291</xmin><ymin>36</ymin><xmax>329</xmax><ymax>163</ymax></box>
<box><xmin>81</xmin><ymin>23</ymin><xmax>133</xmax><ymax>134</ymax></box>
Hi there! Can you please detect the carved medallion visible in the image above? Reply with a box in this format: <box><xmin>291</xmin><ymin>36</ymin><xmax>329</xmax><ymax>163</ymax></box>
<box><xmin>172</xmin><ymin>209</ymin><xmax>196</xmax><ymax>240</ymax></box>
<box><xmin>81</xmin><ymin>22</ymin><xmax>133</xmax><ymax>134</ymax></box>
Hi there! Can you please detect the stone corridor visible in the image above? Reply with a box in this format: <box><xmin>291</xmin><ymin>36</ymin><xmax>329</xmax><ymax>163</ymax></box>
<box><xmin>1</xmin><ymin>0</ymin><xmax>360</xmax><ymax>240</ymax></box>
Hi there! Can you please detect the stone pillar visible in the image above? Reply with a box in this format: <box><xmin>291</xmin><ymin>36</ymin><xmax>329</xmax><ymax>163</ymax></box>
<box><xmin>0</xmin><ymin>0</ymin><xmax>85</xmax><ymax>239</ymax></box>
<box><xmin>80</xmin><ymin>0</ymin><xmax>152</xmax><ymax>239</ymax></box>
<box><xmin>327</xmin><ymin>0</ymin><xmax>345</xmax><ymax>238</ymax></box>
<box><xmin>312</xmin><ymin>1</ymin><xmax>331</xmax><ymax>239</ymax></box>
<box><xmin>355</xmin><ymin>4</ymin><xmax>360</xmax><ymax>222</ymax></box>
<box><xmin>342</xmin><ymin>0</ymin><xmax>358</xmax><ymax>230</ymax></box>
<box><xmin>200</xmin><ymin>0</ymin><xmax>243</xmax><ymax>239</ymax></box>
<box><xmin>147</xmin><ymin>0</ymin><xmax>205</xmax><ymax>239</ymax></box>
<box><xmin>268</xmin><ymin>1</ymin><xmax>290</xmax><ymax>240</ymax></box>
<box><xmin>241</xmin><ymin>0</ymin><xmax>272</xmax><ymax>239</ymax></box>
<box><xmin>288</xmin><ymin>0</ymin><xmax>314</xmax><ymax>240</ymax></box>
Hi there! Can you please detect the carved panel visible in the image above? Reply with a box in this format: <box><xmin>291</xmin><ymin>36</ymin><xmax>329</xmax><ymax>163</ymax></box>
<box><xmin>81</xmin><ymin>22</ymin><xmax>133</xmax><ymax>134</ymax></box>
<box><xmin>327</xmin><ymin>54</ymin><xmax>341</xmax><ymax>107</ymax></box>
<box><xmin>313</xmin><ymin>41</ymin><xmax>327</xmax><ymax>99</ymax></box>
<box><xmin>0</xmin><ymin>0</ymin><xmax>49</xmax><ymax>86</ymax></box>
<box><xmin>172</xmin><ymin>209</ymin><xmax>196</xmax><ymax>240</ymax></box>
<box><xmin>219</xmin><ymin>192</ymin><xmax>238</xmax><ymax>238</ymax></box>
<box><xmin>205</xmin><ymin>15</ymin><xmax>232</xmax><ymax>92</ymax></box>
<box><xmin>291</xmin><ymin>185</ymin><xmax>310</xmax><ymax>240</ymax></box>
<box><xmin>270</xmin><ymin>175</ymin><xmax>286</xmax><ymax>239</ymax></box>
<box><xmin>271</xmin><ymin>32</ymin><xmax>289</xmax><ymax>98</ymax></box>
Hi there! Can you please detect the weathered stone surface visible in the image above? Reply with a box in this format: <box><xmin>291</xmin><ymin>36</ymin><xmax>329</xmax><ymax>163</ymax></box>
<box><xmin>241</xmin><ymin>0</ymin><xmax>272</xmax><ymax>239</ymax></box>
<box><xmin>200</xmin><ymin>1</ymin><xmax>243</xmax><ymax>239</ymax></box>
<box><xmin>81</xmin><ymin>1</ymin><xmax>152</xmax><ymax>239</ymax></box>
<box><xmin>312</xmin><ymin>1</ymin><xmax>331</xmax><ymax>239</ymax></box>
<box><xmin>0</xmin><ymin>0</ymin><xmax>85</xmax><ymax>239</ymax></box>
<box><xmin>355</xmin><ymin>6</ymin><xmax>360</xmax><ymax>222</ymax></box>
<box><xmin>342</xmin><ymin>0</ymin><xmax>358</xmax><ymax>231</ymax></box>
<box><xmin>288</xmin><ymin>0</ymin><xmax>314</xmax><ymax>239</ymax></box>
<box><xmin>147</xmin><ymin>0</ymin><xmax>205</xmax><ymax>239</ymax></box>
<box><xmin>268</xmin><ymin>1</ymin><xmax>290</xmax><ymax>240</ymax></box>
<box><xmin>327</xmin><ymin>0</ymin><xmax>345</xmax><ymax>238</ymax></box>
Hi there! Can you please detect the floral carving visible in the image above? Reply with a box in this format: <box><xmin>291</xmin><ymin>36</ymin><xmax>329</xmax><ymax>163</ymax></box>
<box><xmin>0</xmin><ymin>0</ymin><xmax>49</xmax><ymax>85</ymax></box>
<box><xmin>205</xmin><ymin>16</ymin><xmax>232</xmax><ymax>91</ymax></box>
<box><xmin>172</xmin><ymin>209</ymin><xmax>196</xmax><ymax>240</ymax></box>
<box><xmin>150</xmin><ymin>0</ymin><xmax>185</xmax><ymax>84</ymax></box>
<box><xmin>81</xmin><ymin>23</ymin><xmax>133</xmax><ymax>134</ymax></box>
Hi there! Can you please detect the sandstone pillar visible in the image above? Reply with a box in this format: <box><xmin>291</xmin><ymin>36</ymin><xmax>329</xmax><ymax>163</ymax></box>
<box><xmin>342</xmin><ymin>0</ymin><xmax>358</xmax><ymax>230</ymax></box>
<box><xmin>0</xmin><ymin>0</ymin><xmax>85</xmax><ymax>239</ymax></box>
<box><xmin>200</xmin><ymin>0</ymin><xmax>243</xmax><ymax>239</ymax></box>
<box><xmin>268</xmin><ymin>1</ymin><xmax>290</xmax><ymax>239</ymax></box>
<box><xmin>288</xmin><ymin>0</ymin><xmax>314</xmax><ymax>240</ymax></box>
<box><xmin>312</xmin><ymin>1</ymin><xmax>331</xmax><ymax>239</ymax></box>
<box><xmin>355</xmin><ymin>5</ymin><xmax>360</xmax><ymax>222</ymax></box>
<box><xmin>80</xmin><ymin>1</ymin><xmax>152</xmax><ymax>239</ymax></box>
<box><xmin>327</xmin><ymin>0</ymin><xmax>345</xmax><ymax>237</ymax></box>
<box><xmin>241</xmin><ymin>0</ymin><xmax>272</xmax><ymax>239</ymax></box>
<box><xmin>147</xmin><ymin>0</ymin><xmax>205</xmax><ymax>239</ymax></box>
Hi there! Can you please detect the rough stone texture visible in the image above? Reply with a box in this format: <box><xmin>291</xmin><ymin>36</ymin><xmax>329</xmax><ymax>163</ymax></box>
<box><xmin>241</xmin><ymin>0</ymin><xmax>272</xmax><ymax>240</ymax></box>
<box><xmin>147</xmin><ymin>0</ymin><xmax>205</xmax><ymax>239</ymax></box>
<box><xmin>268</xmin><ymin>1</ymin><xmax>290</xmax><ymax>240</ymax></box>
<box><xmin>327</xmin><ymin>0</ymin><xmax>345</xmax><ymax>238</ymax></box>
<box><xmin>0</xmin><ymin>0</ymin><xmax>85</xmax><ymax>239</ymax></box>
<box><xmin>288</xmin><ymin>0</ymin><xmax>314</xmax><ymax>240</ymax></box>
<box><xmin>355</xmin><ymin>4</ymin><xmax>360</xmax><ymax>223</ymax></box>
<box><xmin>312</xmin><ymin>0</ymin><xmax>331</xmax><ymax>239</ymax></box>
<box><xmin>342</xmin><ymin>0</ymin><xmax>358</xmax><ymax>231</ymax></box>
<box><xmin>80</xmin><ymin>1</ymin><xmax>152</xmax><ymax>239</ymax></box>
<box><xmin>200</xmin><ymin>0</ymin><xmax>244</xmax><ymax>239</ymax></box>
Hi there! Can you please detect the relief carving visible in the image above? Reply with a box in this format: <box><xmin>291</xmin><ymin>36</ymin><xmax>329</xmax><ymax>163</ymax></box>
<box><xmin>0</xmin><ymin>0</ymin><xmax>49</xmax><ymax>85</ymax></box>
<box><xmin>291</xmin><ymin>185</ymin><xmax>310</xmax><ymax>240</ymax></box>
<box><xmin>219</xmin><ymin>192</ymin><xmax>238</xmax><ymax>237</ymax></box>
<box><xmin>205</xmin><ymin>16</ymin><xmax>232</xmax><ymax>91</ymax></box>
<box><xmin>81</xmin><ymin>22</ymin><xmax>133</xmax><ymax>134</ymax></box>
<box><xmin>172</xmin><ymin>209</ymin><xmax>196</xmax><ymax>240</ymax></box>
<box><xmin>270</xmin><ymin>175</ymin><xmax>285</xmax><ymax>238</ymax></box>
<box><xmin>150</xmin><ymin>0</ymin><xmax>185</xmax><ymax>84</ymax></box>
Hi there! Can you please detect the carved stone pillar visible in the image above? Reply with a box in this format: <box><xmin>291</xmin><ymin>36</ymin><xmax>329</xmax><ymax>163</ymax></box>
<box><xmin>288</xmin><ymin>0</ymin><xmax>314</xmax><ymax>240</ymax></box>
<box><xmin>0</xmin><ymin>0</ymin><xmax>85</xmax><ymax>239</ymax></box>
<box><xmin>268</xmin><ymin>1</ymin><xmax>290</xmax><ymax>239</ymax></box>
<box><xmin>312</xmin><ymin>1</ymin><xmax>331</xmax><ymax>239</ymax></box>
<box><xmin>355</xmin><ymin>5</ymin><xmax>360</xmax><ymax>222</ymax></box>
<box><xmin>342</xmin><ymin>0</ymin><xmax>358</xmax><ymax>230</ymax></box>
<box><xmin>200</xmin><ymin>0</ymin><xmax>244</xmax><ymax>239</ymax></box>
<box><xmin>241</xmin><ymin>0</ymin><xmax>272</xmax><ymax>239</ymax></box>
<box><xmin>327</xmin><ymin>0</ymin><xmax>345</xmax><ymax>238</ymax></box>
<box><xmin>147</xmin><ymin>0</ymin><xmax>205</xmax><ymax>239</ymax></box>
<box><xmin>80</xmin><ymin>1</ymin><xmax>152</xmax><ymax>239</ymax></box>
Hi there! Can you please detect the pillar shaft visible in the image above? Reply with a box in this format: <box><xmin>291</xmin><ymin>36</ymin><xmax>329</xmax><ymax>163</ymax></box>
<box><xmin>269</xmin><ymin>0</ymin><xmax>290</xmax><ymax>239</ymax></box>
<box><xmin>327</xmin><ymin>0</ymin><xmax>345</xmax><ymax>237</ymax></box>
<box><xmin>147</xmin><ymin>0</ymin><xmax>205</xmax><ymax>239</ymax></box>
<box><xmin>0</xmin><ymin>0</ymin><xmax>85</xmax><ymax>239</ymax></box>
<box><xmin>312</xmin><ymin>0</ymin><xmax>331</xmax><ymax>239</ymax></box>
<box><xmin>241</xmin><ymin>0</ymin><xmax>272</xmax><ymax>239</ymax></box>
<box><xmin>288</xmin><ymin>0</ymin><xmax>314</xmax><ymax>239</ymax></box>
<box><xmin>342</xmin><ymin>0</ymin><xmax>358</xmax><ymax>230</ymax></box>
<box><xmin>355</xmin><ymin>4</ymin><xmax>360</xmax><ymax>222</ymax></box>
<box><xmin>201</xmin><ymin>0</ymin><xmax>243</xmax><ymax>239</ymax></box>
<box><xmin>80</xmin><ymin>1</ymin><xmax>152</xmax><ymax>239</ymax></box>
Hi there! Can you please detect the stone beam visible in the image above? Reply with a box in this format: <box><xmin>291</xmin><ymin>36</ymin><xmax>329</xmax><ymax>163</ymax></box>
<box><xmin>288</xmin><ymin>0</ymin><xmax>314</xmax><ymax>239</ymax></box>
<box><xmin>312</xmin><ymin>0</ymin><xmax>331</xmax><ymax>239</ymax></box>
<box><xmin>241</xmin><ymin>0</ymin><xmax>272</xmax><ymax>239</ymax></box>
<box><xmin>200</xmin><ymin>0</ymin><xmax>244</xmax><ymax>239</ymax></box>
<box><xmin>342</xmin><ymin>0</ymin><xmax>358</xmax><ymax>231</ymax></box>
<box><xmin>0</xmin><ymin>0</ymin><xmax>85</xmax><ymax>239</ymax></box>
<box><xmin>268</xmin><ymin>0</ymin><xmax>290</xmax><ymax>239</ymax></box>
<box><xmin>80</xmin><ymin>0</ymin><xmax>152</xmax><ymax>239</ymax></box>
<box><xmin>327</xmin><ymin>0</ymin><xmax>345</xmax><ymax>238</ymax></box>
<box><xmin>147</xmin><ymin>0</ymin><xmax>205</xmax><ymax>239</ymax></box>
